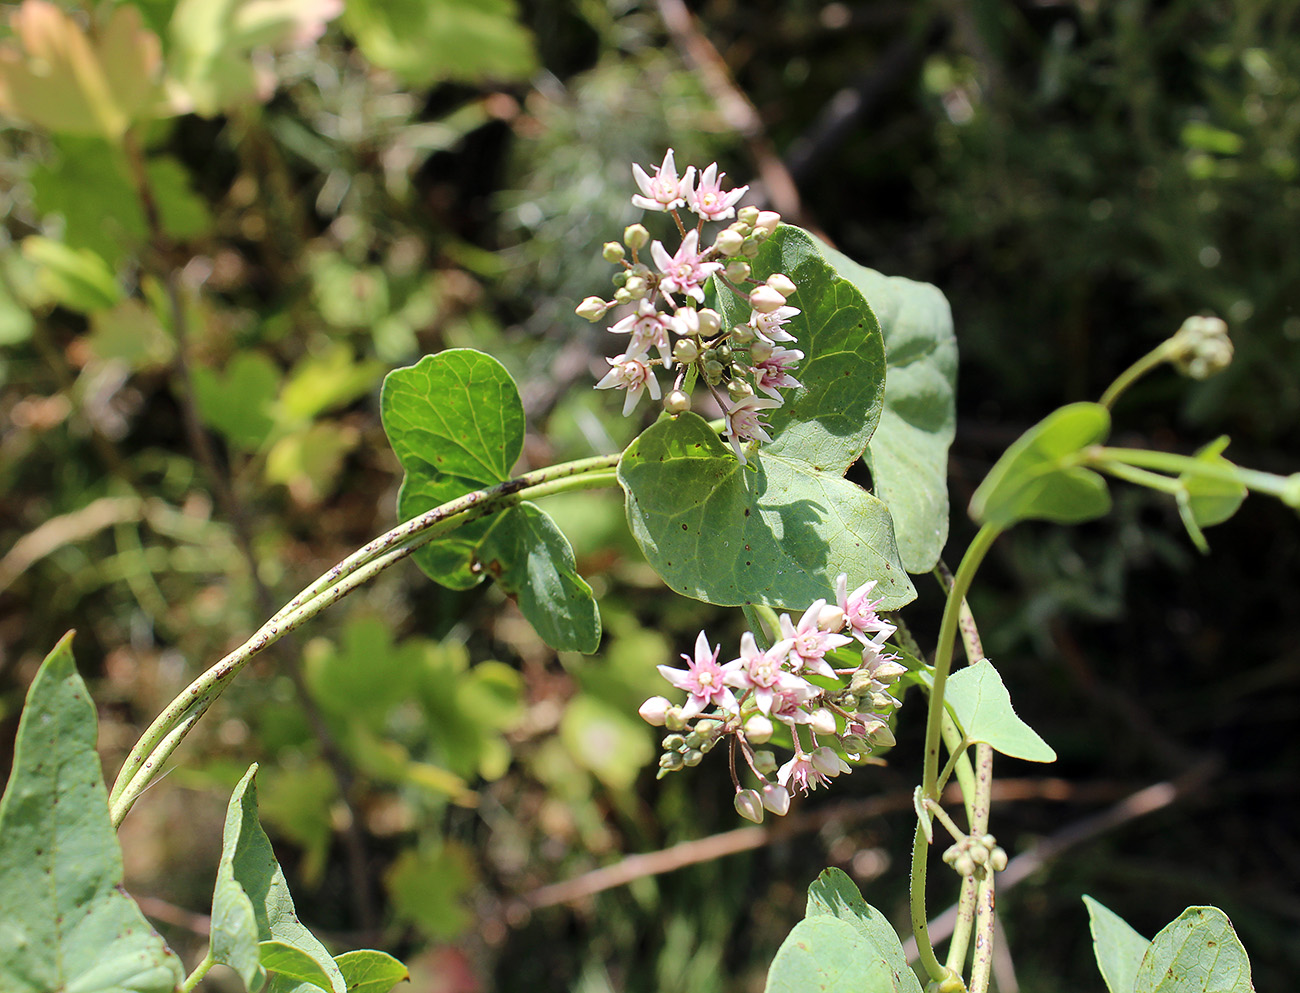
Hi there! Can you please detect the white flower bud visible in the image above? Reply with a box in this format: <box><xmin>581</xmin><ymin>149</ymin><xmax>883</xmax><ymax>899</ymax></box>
<box><xmin>575</xmin><ymin>296</ymin><xmax>609</xmax><ymax>322</ymax></box>
<box><xmin>990</xmin><ymin>846</ymin><xmax>1009</xmax><ymax>872</ymax></box>
<box><xmin>766</xmin><ymin>273</ymin><xmax>797</xmax><ymax>298</ymax></box>
<box><xmin>624</xmin><ymin>223</ymin><xmax>650</xmax><ymax>251</ymax></box>
<box><xmin>724</xmin><ymin>260</ymin><xmax>751</xmax><ymax>282</ymax></box>
<box><xmin>749</xmin><ymin>284</ymin><xmax>787</xmax><ymax>314</ymax></box>
<box><xmin>810</xmin><ymin>746</ymin><xmax>850</xmax><ymax>776</ymax></box>
<box><xmin>810</xmin><ymin>708</ymin><xmax>838</xmax><ymax>736</ymax></box>
<box><xmin>638</xmin><ymin>696</ymin><xmax>673</xmax><ymax>726</ymax></box>
<box><xmin>672</xmin><ymin>338</ymin><xmax>699</xmax><ymax>363</ymax></box>
<box><xmin>663</xmin><ymin>390</ymin><xmax>692</xmax><ymax>415</ymax></box>
<box><xmin>696</xmin><ymin>308</ymin><xmax>722</xmax><ymax>337</ymax></box>
<box><xmin>602</xmin><ymin>241</ymin><xmax>625</xmax><ymax>263</ymax></box>
<box><xmin>817</xmin><ymin>604</ymin><xmax>846</xmax><ymax>632</ymax></box>
<box><xmin>623</xmin><ymin>275</ymin><xmax>649</xmax><ymax>298</ymax></box>
<box><xmin>714</xmin><ymin>229</ymin><xmax>745</xmax><ymax>256</ymax></box>
<box><xmin>737</xmin><ymin>206</ymin><xmax>760</xmax><ymax>227</ymax></box>
<box><xmin>734</xmin><ymin>789</ymin><xmax>765</xmax><ymax>823</ymax></box>
<box><xmin>754</xmin><ymin>210</ymin><xmax>781</xmax><ymax>237</ymax></box>
<box><xmin>761</xmin><ymin>783</ymin><xmax>791</xmax><ymax>815</ymax></box>
<box><xmin>743</xmin><ymin>714</ymin><xmax>774</xmax><ymax>744</ymax></box>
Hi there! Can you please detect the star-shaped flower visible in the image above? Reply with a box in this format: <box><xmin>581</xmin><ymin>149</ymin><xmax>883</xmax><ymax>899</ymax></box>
<box><xmin>632</xmin><ymin>148</ymin><xmax>694</xmax><ymax>212</ymax></box>
<box><xmin>657</xmin><ymin>631</ymin><xmax>738</xmax><ymax>718</ymax></box>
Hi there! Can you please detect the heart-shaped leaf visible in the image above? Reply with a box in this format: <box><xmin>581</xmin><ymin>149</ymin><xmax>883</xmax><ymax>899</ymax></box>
<box><xmin>0</xmin><ymin>632</ymin><xmax>185</xmax><ymax>993</ymax></box>
<box><xmin>811</xmin><ymin>238</ymin><xmax>957</xmax><ymax>573</ymax></box>
<box><xmin>765</xmin><ymin>916</ymin><xmax>912</xmax><ymax>993</ymax></box>
<box><xmin>1134</xmin><ymin>907</ymin><xmax>1254</xmax><ymax>992</ymax></box>
<box><xmin>969</xmin><ymin>402</ymin><xmax>1112</xmax><ymax>528</ymax></box>
<box><xmin>619</xmin><ymin>412</ymin><xmax>914</xmax><ymax>610</ymax></box>
<box><xmin>210</xmin><ymin>764</ymin><xmax>345</xmax><ymax>993</ymax></box>
<box><xmin>945</xmin><ymin>660</ymin><xmax>1056</xmax><ymax>762</ymax></box>
<box><xmin>383</xmin><ymin>350</ymin><xmax>600</xmax><ymax>651</ymax></box>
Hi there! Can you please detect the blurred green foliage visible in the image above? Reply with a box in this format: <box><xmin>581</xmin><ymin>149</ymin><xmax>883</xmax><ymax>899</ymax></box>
<box><xmin>2</xmin><ymin>0</ymin><xmax>1298</xmax><ymax>990</ymax></box>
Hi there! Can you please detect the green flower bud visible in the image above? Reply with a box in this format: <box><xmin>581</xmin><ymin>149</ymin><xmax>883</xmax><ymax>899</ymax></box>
<box><xmin>1169</xmin><ymin>315</ymin><xmax>1233</xmax><ymax>380</ymax></box>
<box><xmin>659</xmin><ymin>751</ymin><xmax>684</xmax><ymax>771</ymax></box>
<box><xmin>663</xmin><ymin>733</ymin><xmax>686</xmax><ymax>751</ymax></box>
<box><xmin>624</xmin><ymin>223</ymin><xmax>650</xmax><ymax>251</ymax></box>
<box><xmin>714</xmin><ymin>343</ymin><xmax>733</xmax><ymax>363</ymax></box>
<box><xmin>741</xmin><ymin>236</ymin><xmax>762</xmax><ymax>258</ymax></box>
<box><xmin>737</xmin><ymin>206</ymin><xmax>760</xmax><ymax>227</ymax></box>
<box><xmin>703</xmin><ymin>360</ymin><xmax>725</xmax><ymax>384</ymax></box>
<box><xmin>613</xmin><ymin>287</ymin><xmax>635</xmax><ymax>305</ymax></box>
<box><xmin>602</xmin><ymin>241</ymin><xmax>626</xmax><ymax>263</ymax></box>
<box><xmin>575</xmin><ymin>296</ymin><xmax>609</xmax><ymax>322</ymax></box>
<box><xmin>734</xmin><ymin>789</ymin><xmax>765</xmax><ymax>823</ymax></box>
<box><xmin>727</xmin><ymin>379</ymin><xmax>755</xmax><ymax>402</ymax></box>
<box><xmin>672</xmin><ymin>339</ymin><xmax>699</xmax><ymax>363</ymax></box>
<box><xmin>714</xmin><ymin>229</ymin><xmax>745</xmax><ymax>256</ymax></box>
<box><xmin>683</xmin><ymin>748</ymin><xmax>704</xmax><ymax>767</ymax></box>
<box><xmin>724</xmin><ymin>260</ymin><xmax>751</xmax><ymax>282</ymax></box>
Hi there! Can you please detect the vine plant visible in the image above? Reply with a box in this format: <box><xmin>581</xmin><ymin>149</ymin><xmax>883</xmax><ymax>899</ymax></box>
<box><xmin>2</xmin><ymin>134</ymin><xmax>1293</xmax><ymax>993</ymax></box>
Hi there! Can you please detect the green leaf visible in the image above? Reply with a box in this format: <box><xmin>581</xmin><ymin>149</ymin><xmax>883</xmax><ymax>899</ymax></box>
<box><xmin>194</xmin><ymin>351</ymin><xmax>281</xmax><ymax>450</ymax></box>
<box><xmin>385</xmin><ymin>844</ymin><xmax>477</xmax><ymax>940</ymax></box>
<box><xmin>764</xmin><ymin>916</ymin><xmax>908</xmax><ymax>993</ymax></box>
<box><xmin>342</xmin><ymin>0</ymin><xmax>538</xmax><ymax>86</ymax></box>
<box><xmin>87</xmin><ymin>298</ymin><xmax>176</xmax><ymax>370</ymax></box>
<box><xmin>969</xmin><ymin>402</ymin><xmax>1112</xmax><ymax>528</ymax></box>
<box><xmin>714</xmin><ymin>226</ymin><xmax>888</xmax><ymax>472</ymax></box>
<box><xmin>279</xmin><ymin>344</ymin><xmax>385</xmax><ymax>425</ymax></box>
<box><xmin>384</xmin><ymin>350</ymin><xmax>601</xmax><ymax>650</ymax></box>
<box><xmin>260</xmin><ymin>940</ymin><xmax>337</xmax><ymax>993</ymax></box>
<box><xmin>805</xmin><ymin>869</ymin><xmax>923</xmax><ymax>993</ymax></box>
<box><xmin>0</xmin><ymin>264</ymin><xmax>35</xmax><ymax>346</ymax></box>
<box><xmin>1134</xmin><ymin>907</ymin><xmax>1255</xmax><ymax>993</ymax></box>
<box><xmin>0</xmin><ymin>632</ymin><xmax>184</xmax><ymax>993</ymax></box>
<box><xmin>478</xmin><ymin>503</ymin><xmax>601</xmax><ymax>652</ymax></box>
<box><xmin>1085</xmin><ymin>895</ymin><xmax>1150</xmax><ymax>993</ymax></box>
<box><xmin>811</xmin><ymin>238</ymin><xmax>958</xmax><ymax>573</ymax></box>
<box><xmin>210</xmin><ymin>764</ymin><xmax>345</xmax><ymax>993</ymax></box>
<box><xmin>21</xmin><ymin>236</ymin><xmax>122</xmax><ymax>313</ymax></box>
<box><xmin>619</xmin><ymin>412</ymin><xmax>915</xmax><ymax>610</ymax></box>
<box><xmin>1176</xmin><ymin>438</ymin><xmax>1247</xmax><ymax>554</ymax></box>
<box><xmin>334</xmin><ymin>950</ymin><xmax>410</xmax><ymax>993</ymax></box>
<box><xmin>945</xmin><ymin>660</ymin><xmax>1056</xmax><ymax>762</ymax></box>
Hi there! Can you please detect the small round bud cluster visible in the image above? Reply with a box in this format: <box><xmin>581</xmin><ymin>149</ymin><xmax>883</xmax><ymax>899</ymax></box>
<box><xmin>579</xmin><ymin>149</ymin><xmax>806</xmax><ymax>466</ymax></box>
<box><xmin>941</xmin><ymin>833</ymin><xmax>1008</xmax><ymax>879</ymax></box>
<box><xmin>640</xmin><ymin>574</ymin><xmax>904</xmax><ymax>818</ymax></box>
<box><xmin>1168</xmin><ymin>315</ymin><xmax>1232</xmax><ymax>380</ymax></box>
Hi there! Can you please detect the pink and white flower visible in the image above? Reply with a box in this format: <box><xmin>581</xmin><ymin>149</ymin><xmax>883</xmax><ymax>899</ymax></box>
<box><xmin>751</xmin><ymin>343</ymin><xmax>804</xmax><ymax>398</ymax></box>
<box><xmin>657</xmin><ymin>631</ymin><xmax>739</xmax><ymax>718</ymax></box>
<box><xmin>687</xmin><ymin>162</ymin><xmax>749</xmax><ymax>221</ymax></box>
<box><xmin>780</xmin><ymin>600</ymin><xmax>852</xmax><ymax>678</ymax></box>
<box><xmin>835</xmin><ymin>574</ymin><xmax>897</xmax><ymax>644</ymax></box>
<box><xmin>722</xmin><ymin>631</ymin><xmax>805</xmax><ymax>715</ymax></box>
<box><xmin>778</xmin><ymin>750</ymin><xmax>831</xmax><ymax>795</ymax></box>
<box><xmin>769</xmin><ymin>684</ymin><xmax>818</xmax><ymax>725</ymax></box>
<box><xmin>652</xmin><ymin>230</ymin><xmax>723</xmax><ymax>303</ymax></box>
<box><xmin>722</xmin><ymin>393</ymin><xmax>782</xmax><ymax>464</ymax></box>
<box><xmin>596</xmin><ymin>352</ymin><xmax>661</xmax><ymax>415</ymax></box>
<box><xmin>608</xmin><ymin>301</ymin><xmax>674</xmax><ymax>365</ymax></box>
<box><xmin>632</xmin><ymin>149</ymin><xmax>694</xmax><ymax>212</ymax></box>
<box><xmin>747</xmin><ymin>304</ymin><xmax>801</xmax><ymax>344</ymax></box>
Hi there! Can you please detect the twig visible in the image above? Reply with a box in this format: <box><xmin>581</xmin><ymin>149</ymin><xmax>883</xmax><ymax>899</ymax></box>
<box><xmin>0</xmin><ymin>496</ymin><xmax>144</xmax><ymax>596</ymax></box>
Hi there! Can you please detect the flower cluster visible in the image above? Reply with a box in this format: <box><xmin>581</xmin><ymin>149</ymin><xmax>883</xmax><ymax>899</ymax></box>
<box><xmin>576</xmin><ymin>150</ymin><xmax>805</xmax><ymax>464</ymax></box>
<box><xmin>638</xmin><ymin>575</ymin><xmax>904</xmax><ymax>822</ymax></box>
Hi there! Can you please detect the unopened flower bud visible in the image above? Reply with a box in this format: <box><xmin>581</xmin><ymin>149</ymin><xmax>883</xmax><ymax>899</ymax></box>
<box><xmin>613</xmin><ymin>287</ymin><xmax>635</xmax><ymax>305</ymax></box>
<box><xmin>696</xmin><ymin>718</ymin><xmax>722</xmax><ymax>737</ymax></box>
<box><xmin>750</xmin><ymin>340</ymin><xmax>774</xmax><ymax>363</ymax></box>
<box><xmin>990</xmin><ymin>846</ymin><xmax>1009</xmax><ymax>872</ymax></box>
<box><xmin>714</xmin><ymin>344</ymin><xmax>733</xmax><ymax>363</ymax></box>
<box><xmin>868</xmin><ymin>722</ymin><xmax>896</xmax><ymax>748</ymax></box>
<box><xmin>624</xmin><ymin>275</ymin><xmax>649</xmax><ymax>298</ymax></box>
<box><xmin>839</xmin><ymin>734</ymin><xmax>868</xmax><ymax>755</ymax></box>
<box><xmin>731</xmin><ymin>323</ymin><xmax>756</xmax><ymax>344</ymax></box>
<box><xmin>664</xmin><ymin>389</ymin><xmax>691</xmax><ymax>415</ymax></box>
<box><xmin>809</xmin><ymin>708</ymin><xmax>837</xmax><ymax>735</ymax></box>
<box><xmin>624</xmin><ymin>223</ymin><xmax>650</xmax><ymax>251</ymax></box>
<box><xmin>672</xmin><ymin>338</ymin><xmax>699</xmax><ymax>363</ymax></box>
<box><xmin>639</xmin><ymin>696</ymin><xmax>673</xmax><ymax>726</ymax></box>
<box><xmin>737</xmin><ymin>206</ymin><xmax>760</xmax><ymax>227</ymax></box>
<box><xmin>754</xmin><ymin>210</ymin><xmax>781</xmax><ymax>237</ymax></box>
<box><xmin>724</xmin><ymin>260</ymin><xmax>751</xmax><ymax>282</ymax></box>
<box><xmin>817</xmin><ymin>604</ymin><xmax>846</xmax><ymax>632</ymax></box>
<box><xmin>766</xmin><ymin>273</ymin><xmax>797</xmax><ymax>298</ymax></box>
<box><xmin>602</xmin><ymin>241</ymin><xmax>625</xmax><ymax>263</ymax></box>
<box><xmin>683</xmin><ymin>748</ymin><xmax>704</xmax><ymax>767</ymax></box>
<box><xmin>734</xmin><ymin>788</ymin><xmax>765</xmax><ymax>823</ymax></box>
<box><xmin>703</xmin><ymin>360</ymin><xmax>725</xmax><ymax>384</ymax></box>
<box><xmin>954</xmin><ymin>854</ymin><xmax>975</xmax><ymax>877</ymax></box>
<box><xmin>744</xmin><ymin>714</ymin><xmax>774</xmax><ymax>744</ymax></box>
<box><xmin>749</xmin><ymin>285</ymin><xmax>787</xmax><ymax>314</ymax></box>
<box><xmin>685</xmin><ymin>730</ymin><xmax>707</xmax><ymax>749</ymax></box>
<box><xmin>612</xmin><ymin>270</ymin><xmax>628</xmax><ymax>287</ymax></box>
<box><xmin>811</xmin><ymin>746</ymin><xmax>850</xmax><ymax>776</ymax></box>
<box><xmin>727</xmin><ymin>380</ymin><xmax>755</xmax><ymax>402</ymax></box>
<box><xmin>714</xmin><ymin>229</ymin><xmax>745</xmax><ymax>256</ymax></box>
<box><xmin>849</xmin><ymin>671</ymin><xmax>875</xmax><ymax>696</ymax></box>
<box><xmin>575</xmin><ymin>296</ymin><xmax>609</xmax><ymax>321</ymax></box>
<box><xmin>752</xmin><ymin>750</ymin><xmax>778</xmax><ymax>775</ymax></box>
<box><xmin>696</xmin><ymin>308</ymin><xmax>722</xmax><ymax>337</ymax></box>
<box><xmin>1169</xmin><ymin>315</ymin><xmax>1232</xmax><ymax>380</ymax></box>
<box><xmin>740</xmin><ymin>236</ymin><xmax>762</xmax><ymax>258</ymax></box>
<box><xmin>664</xmin><ymin>707</ymin><xmax>688</xmax><ymax>732</ymax></box>
<box><xmin>659</xmin><ymin>751</ymin><xmax>684</xmax><ymax>772</ymax></box>
<box><xmin>761</xmin><ymin>783</ymin><xmax>791</xmax><ymax>815</ymax></box>
<box><xmin>663</xmin><ymin>733</ymin><xmax>686</xmax><ymax>751</ymax></box>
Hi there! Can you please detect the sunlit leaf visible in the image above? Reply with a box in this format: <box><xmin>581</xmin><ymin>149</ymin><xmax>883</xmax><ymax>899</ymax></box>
<box><xmin>764</xmin><ymin>916</ymin><xmax>909</xmax><ymax>993</ymax></box>
<box><xmin>21</xmin><ymin>236</ymin><xmax>121</xmax><ymax>313</ymax></box>
<box><xmin>385</xmin><ymin>844</ymin><xmax>477</xmax><ymax>941</ymax></box>
<box><xmin>969</xmin><ymin>402</ymin><xmax>1112</xmax><ymax>528</ymax></box>
<box><xmin>805</xmin><ymin>869</ymin><xmax>923</xmax><ymax>993</ymax></box>
<box><xmin>1134</xmin><ymin>907</ymin><xmax>1254</xmax><ymax>992</ymax></box>
<box><xmin>194</xmin><ymin>351</ymin><xmax>281</xmax><ymax>450</ymax></box>
<box><xmin>1085</xmin><ymin>895</ymin><xmax>1149</xmax><ymax>993</ymax></box>
<box><xmin>0</xmin><ymin>632</ymin><xmax>184</xmax><ymax>993</ymax></box>
<box><xmin>945</xmin><ymin>659</ymin><xmax>1056</xmax><ymax>762</ymax></box>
